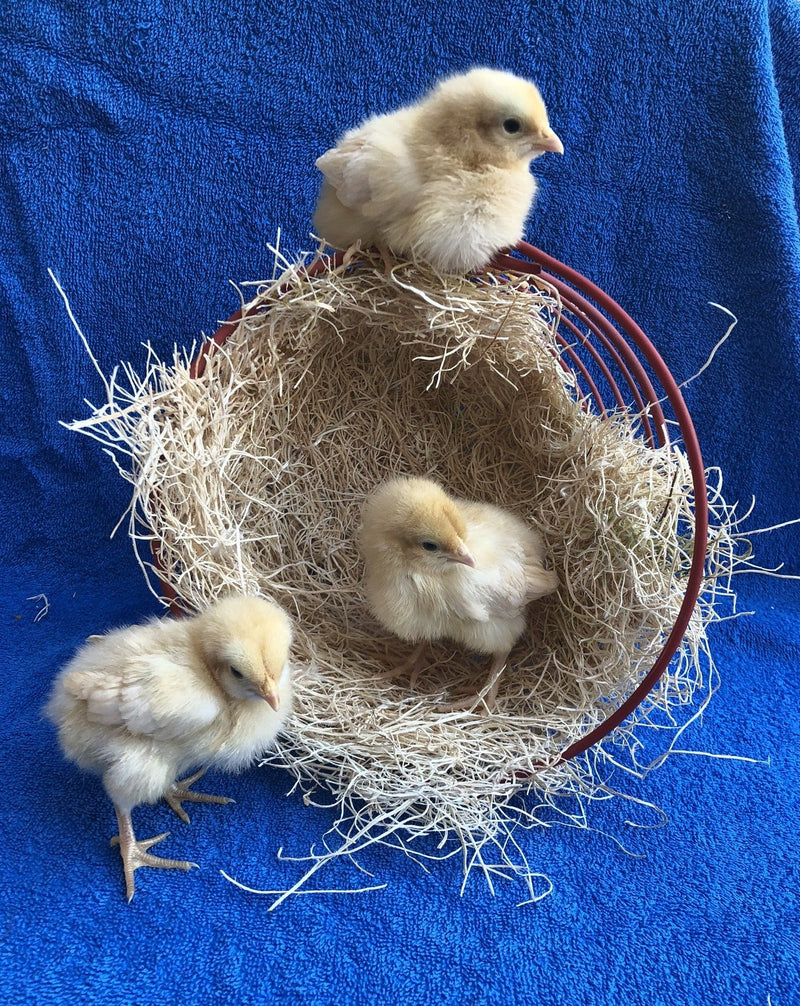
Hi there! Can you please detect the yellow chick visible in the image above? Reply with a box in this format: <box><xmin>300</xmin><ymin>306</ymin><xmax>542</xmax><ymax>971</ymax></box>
<box><xmin>359</xmin><ymin>477</ymin><xmax>559</xmax><ymax>708</ymax></box>
<box><xmin>44</xmin><ymin>595</ymin><xmax>293</xmax><ymax>901</ymax></box>
<box><xmin>313</xmin><ymin>67</ymin><xmax>563</xmax><ymax>274</ymax></box>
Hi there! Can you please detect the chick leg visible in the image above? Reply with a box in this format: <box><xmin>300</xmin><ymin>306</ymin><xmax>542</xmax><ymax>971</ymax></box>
<box><xmin>376</xmin><ymin>242</ymin><xmax>395</xmax><ymax>277</ymax></box>
<box><xmin>164</xmin><ymin>769</ymin><xmax>234</xmax><ymax>825</ymax></box>
<box><xmin>340</xmin><ymin>241</ymin><xmax>362</xmax><ymax>269</ymax></box>
<box><xmin>111</xmin><ymin>806</ymin><xmax>198</xmax><ymax>902</ymax></box>
<box><xmin>482</xmin><ymin>651</ymin><xmax>509</xmax><ymax>708</ymax></box>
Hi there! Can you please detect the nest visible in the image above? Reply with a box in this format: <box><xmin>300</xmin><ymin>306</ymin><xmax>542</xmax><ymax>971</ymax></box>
<box><xmin>66</xmin><ymin>249</ymin><xmax>742</xmax><ymax>905</ymax></box>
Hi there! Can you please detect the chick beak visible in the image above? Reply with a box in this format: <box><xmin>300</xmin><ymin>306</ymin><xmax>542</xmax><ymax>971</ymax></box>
<box><xmin>532</xmin><ymin>130</ymin><xmax>564</xmax><ymax>155</ymax></box>
<box><xmin>449</xmin><ymin>547</ymin><xmax>476</xmax><ymax>568</ymax></box>
<box><xmin>260</xmin><ymin>684</ymin><xmax>281</xmax><ymax>711</ymax></box>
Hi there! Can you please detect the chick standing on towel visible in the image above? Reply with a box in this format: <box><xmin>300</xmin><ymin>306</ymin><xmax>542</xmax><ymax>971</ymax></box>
<box><xmin>45</xmin><ymin>595</ymin><xmax>293</xmax><ymax>901</ymax></box>
<box><xmin>313</xmin><ymin>67</ymin><xmax>563</xmax><ymax>274</ymax></box>
<box><xmin>359</xmin><ymin>477</ymin><xmax>559</xmax><ymax>709</ymax></box>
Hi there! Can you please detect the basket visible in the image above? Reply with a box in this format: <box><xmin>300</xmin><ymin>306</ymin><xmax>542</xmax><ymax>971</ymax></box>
<box><xmin>157</xmin><ymin>240</ymin><xmax>709</xmax><ymax>767</ymax></box>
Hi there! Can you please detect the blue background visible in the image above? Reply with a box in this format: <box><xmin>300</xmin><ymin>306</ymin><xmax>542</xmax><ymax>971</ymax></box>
<box><xmin>1</xmin><ymin>2</ymin><xmax>798</xmax><ymax>1003</ymax></box>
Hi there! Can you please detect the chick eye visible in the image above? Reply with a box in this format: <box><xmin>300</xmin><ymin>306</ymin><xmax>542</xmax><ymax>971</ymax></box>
<box><xmin>421</xmin><ymin>541</ymin><xmax>439</xmax><ymax>552</ymax></box>
<box><xmin>502</xmin><ymin>117</ymin><xmax>522</xmax><ymax>134</ymax></box>
<box><xmin>229</xmin><ymin>666</ymin><xmax>244</xmax><ymax>679</ymax></box>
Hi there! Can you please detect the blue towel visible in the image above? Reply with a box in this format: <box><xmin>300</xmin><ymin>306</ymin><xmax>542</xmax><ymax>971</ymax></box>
<box><xmin>1</xmin><ymin>2</ymin><xmax>798</xmax><ymax>1003</ymax></box>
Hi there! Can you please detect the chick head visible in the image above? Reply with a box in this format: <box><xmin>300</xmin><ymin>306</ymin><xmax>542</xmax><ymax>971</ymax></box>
<box><xmin>194</xmin><ymin>596</ymin><xmax>292</xmax><ymax>710</ymax></box>
<box><xmin>419</xmin><ymin>67</ymin><xmax>563</xmax><ymax>168</ymax></box>
<box><xmin>361</xmin><ymin>477</ymin><xmax>476</xmax><ymax>572</ymax></box>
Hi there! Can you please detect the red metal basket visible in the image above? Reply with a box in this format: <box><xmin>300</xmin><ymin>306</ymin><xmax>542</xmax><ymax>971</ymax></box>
<box><xmin>157</xmin><ymin>241</ymin><xmax>709</xmax><ymax>766</ymax></box>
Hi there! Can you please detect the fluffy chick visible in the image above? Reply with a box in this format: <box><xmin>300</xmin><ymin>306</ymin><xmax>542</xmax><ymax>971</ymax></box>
<box><xmin>313</xmin><ymin>67</ymin><xmax>563</xmax><ymax>274</ymax></box>
<box><xmin>359</xmin><ymin>477</ymin><xmax>559</xmax><ymax>708</ymax></box>
<box><xmin>45</xmin><ymin>595</ymin><xmax>293</xmax><ymax>901</ymax></box>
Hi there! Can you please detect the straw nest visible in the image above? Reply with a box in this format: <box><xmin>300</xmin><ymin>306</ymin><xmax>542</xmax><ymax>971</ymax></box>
<box><xmin>67</xmin><ymin>249</ymin><xmax>741</xmax><ymax>904</ymax></box>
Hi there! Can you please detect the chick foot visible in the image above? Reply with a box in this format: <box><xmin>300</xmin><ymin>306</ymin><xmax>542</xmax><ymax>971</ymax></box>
<box><xmin>112</xmin><ymin>807</ymin><xmax>197</xmax><ymax>902</ymax></box>
<box><xmin>376</xmin><ymin>642</ymin><xmax>429</xmax><ymax>687</ymax></box>
<box><xmin>164</xmin><ymin>769</ymin><xmax>234</xmax><ymax>825</ymax></box>
<box><xmin>436</xmin><ymin>653</ymin><xmax>508</xmax><ymax>714</ymax></box>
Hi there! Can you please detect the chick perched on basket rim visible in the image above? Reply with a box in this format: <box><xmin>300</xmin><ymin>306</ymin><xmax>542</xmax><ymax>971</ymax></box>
<box><xmin>313</xmin><ymin>66</ymin><xmax>563</xmax><ymax>274</ymax></box>
<box><xmin>45</xmin><ymin>594</ymin><xmax>293</xmax><ymax>901</ymax></box>
<box><xmin>359</xmin><ymin>476</ymin><xmax>559</xmax><ymax>709</ymax></box>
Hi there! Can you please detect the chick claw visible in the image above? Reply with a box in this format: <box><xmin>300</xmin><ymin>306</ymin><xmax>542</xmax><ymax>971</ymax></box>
<box><xmin>111</xmin><ymin>810</ymin><xmax>197</xmax><ymax>902</ymax></box>
<box><xmin>164</xmin><ymin>769</ymin><xmax>234</xmax><ymax>825</ymax></box>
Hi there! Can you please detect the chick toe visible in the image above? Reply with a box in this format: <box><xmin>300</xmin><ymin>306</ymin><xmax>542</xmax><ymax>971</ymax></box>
<box><xmin>164</xmin><ymin>769</ymin><xmax>234</xmax><ymax>825</ymax></box>
<box><xmin>435</xmin><ymin>691</ymin><xmax>489</xmax><ymax>715</ymax></box>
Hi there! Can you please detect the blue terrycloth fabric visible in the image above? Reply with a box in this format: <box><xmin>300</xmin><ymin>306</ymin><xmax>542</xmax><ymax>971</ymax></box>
<box><xmin>1</xmin><ymin>2</ymin><xmax>798</xmax><ymax>1003</ymax></box>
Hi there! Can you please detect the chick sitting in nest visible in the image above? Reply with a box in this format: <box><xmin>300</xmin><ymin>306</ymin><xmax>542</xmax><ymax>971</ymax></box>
<box><xmin>359</xmin><ymin>476</ymin><xmax>559</xmax><ymax>709</ymax></box>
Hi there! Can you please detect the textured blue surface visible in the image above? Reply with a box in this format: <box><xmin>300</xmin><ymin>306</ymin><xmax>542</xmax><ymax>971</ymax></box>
<box><xmin>1</xmin><ymin>2</ymin><xmax>798</xmax><ymax>1003</ymax></box>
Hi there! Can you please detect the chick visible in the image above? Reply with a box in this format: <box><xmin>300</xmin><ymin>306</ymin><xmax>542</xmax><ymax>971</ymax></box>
<box><xmin>45</xmin><ymin>595</ymin><xmax>293</xmax><ymax>901</ymax></box>
<box><xmin>359</xmin><ymin>477</ymin><xmax>559</xmax><ymax>708</ymax></box>
<box><xmin>313</xmin><ymin>67</ymin><xmax>563</xmax><ymax>274</ymax></box>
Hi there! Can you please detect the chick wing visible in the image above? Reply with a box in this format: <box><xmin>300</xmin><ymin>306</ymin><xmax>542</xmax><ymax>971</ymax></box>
<box><xmin>459</xmin><ymin>502</ymin><xmax>557</xmax><ymax>609</ymax></box>
<box><xmin>315</xmin><ymin>111</ymin><xmax>420</xmax><ymax>221</ymax></box>
<box><xmin>62</xmin><ymin>653</ymin><xmax>222</xmax><ymax>743</ymax></box>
